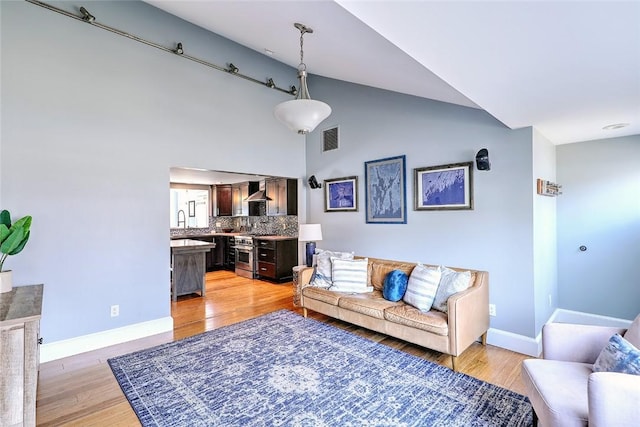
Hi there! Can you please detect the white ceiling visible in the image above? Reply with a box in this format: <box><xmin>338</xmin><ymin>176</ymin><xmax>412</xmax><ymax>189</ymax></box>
<box><xmin>146</xmin><ymin>1</ymin><xmax>640</xmax><ymax>145</ymax></box>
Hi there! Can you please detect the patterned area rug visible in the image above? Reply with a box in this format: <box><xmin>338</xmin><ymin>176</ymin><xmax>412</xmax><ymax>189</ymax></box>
<box><xmin>108</xmin><ymin>310</ymin><xmax>532</xmax><ymax>426</ymax></box>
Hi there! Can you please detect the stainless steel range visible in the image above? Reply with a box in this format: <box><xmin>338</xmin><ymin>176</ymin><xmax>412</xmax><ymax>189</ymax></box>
<box><xmin>234</xmin><ymin>235</ymin><xmax>255</xmax><ymax>279</ymax></box>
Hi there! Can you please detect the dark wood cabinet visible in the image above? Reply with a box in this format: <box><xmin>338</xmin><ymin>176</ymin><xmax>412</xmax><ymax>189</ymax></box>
<box><xmin>224</xmin><ymin>236</ymin><xmax>236</xmax><ymax>271</ymax></box>
<box><xmin>265</xmin><ymin>178</ymin><xmax>297</xmax><ymax>216</ymax></box>
<box><xmin>191</xmin><ymin>236</ymin><xmax>225</xmax><ymax>271</ymax></box>
<box><xmin>255</xmin><ymin>238</ymin><xmax>298</xmax><ymax>282</ymax></box>
<box><xmin>214</xmin><ymin>185</ymin><xmax>232</xmax><ymax>216</ymax></box>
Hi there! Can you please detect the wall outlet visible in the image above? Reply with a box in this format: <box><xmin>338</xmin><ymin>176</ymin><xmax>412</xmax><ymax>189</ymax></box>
<box><xmin>489</xmin><ymin>304</ymin><xmax>496</xmax><ymax>317</ymax></box>
<box><xmin>110</xmin><ymin>304</ymin><xmax>119</xmax><ymax>317</ymax></box>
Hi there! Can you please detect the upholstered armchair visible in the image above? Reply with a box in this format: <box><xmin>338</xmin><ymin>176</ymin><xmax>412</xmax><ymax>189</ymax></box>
<box><xmin>521</xmin><ymin>315</ymin><xmax>640</xmax><ymax>426</ymax></box>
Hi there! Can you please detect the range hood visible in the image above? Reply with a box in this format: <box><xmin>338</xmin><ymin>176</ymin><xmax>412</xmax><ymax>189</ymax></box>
<box><xmin>245</xmin><ymin>181</ymin><xmax>272</xmax><ymax>202</ymax></box>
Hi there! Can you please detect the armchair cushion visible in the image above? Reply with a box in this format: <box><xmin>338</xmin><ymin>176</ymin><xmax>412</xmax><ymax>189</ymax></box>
<box><xmin>521</xmin><ymin>359</ymin><xmax>591</xmax><ymax>427</ymax></box>
<box><xmin>593</xmin><ymin>334</ymin><xmax>640</xmax><ymax>375</ymax></box>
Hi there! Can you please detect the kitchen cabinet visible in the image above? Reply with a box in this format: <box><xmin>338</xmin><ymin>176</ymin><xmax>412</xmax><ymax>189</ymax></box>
<box><xmin>0</xmin><ymin>284</ymin><xmax>43</xmax><ymax>427</ymax></box>
<box><xmin>214</xmin><ymin>185</ymin><xmax>232</xmax><ymax>217</ymax></box>
<box><xmin>192</xmin><ymin>236</ymin><xmax>225</xmax><ymax>271</ymax></box>
<box><xmin>232</xmin><ymin>181</ymin><xmax>259</xmax><ymax>217</ymax></box>
<box><xmin>224</xmin><ymin>236</ymin><xmax>236</xmax><ymax>271</ymax></box>
<box><xmin>255</xmin><ymin>238</ymin><xmax>298</xmax><ymax>282</ymax></box>
<box><xmin>265</xmin><ymin>178</ymin><xmax>298</xmax><ymax>216</ymax></box>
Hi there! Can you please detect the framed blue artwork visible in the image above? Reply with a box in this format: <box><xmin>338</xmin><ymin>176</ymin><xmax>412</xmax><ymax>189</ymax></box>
<box><xmin>324</xmin><ymin>176</ymin><xmax>358</xmax><ymax>212</ymax></box>
<box><xmin>364</xmin><ymin>155</ymin><xmax>407</xmax><ymax>224</ymax></box>
<box><xmin>414</xmin><ymin>162</ymin><xmax>473</xmax><ymax>210</ymax></box>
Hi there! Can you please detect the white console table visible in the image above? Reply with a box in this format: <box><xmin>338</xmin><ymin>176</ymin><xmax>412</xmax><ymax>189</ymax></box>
<box><xmin>0</xmin><ymin>284</ymin><xmax>43</xmax><ymax>427</ymax></box>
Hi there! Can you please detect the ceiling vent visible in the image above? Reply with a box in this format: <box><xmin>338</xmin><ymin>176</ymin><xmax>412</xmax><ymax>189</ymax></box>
<box><xmin>322</xmin><ymin>126</ymin><xmax>339</xmax><ymax>152</ymax></box>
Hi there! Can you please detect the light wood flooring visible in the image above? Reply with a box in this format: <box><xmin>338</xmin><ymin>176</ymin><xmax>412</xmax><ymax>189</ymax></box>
<box><xmin>36</xmin><ymin>270</ymin><xmax>532</xmax><ymax>426</ymax></box>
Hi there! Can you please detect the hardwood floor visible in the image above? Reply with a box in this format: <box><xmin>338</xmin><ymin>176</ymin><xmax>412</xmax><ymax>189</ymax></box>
<box><xmin>36</xmin><ymin>271</ymin><xmax>531</xmax><ymax>426</ymax></box>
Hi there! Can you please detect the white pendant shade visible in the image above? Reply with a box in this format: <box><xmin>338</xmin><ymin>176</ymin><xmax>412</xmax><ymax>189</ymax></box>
<box><xmin>274</xmin><ymin>99</ymin><xmax>331</xmax><ymax>135</ymax></box>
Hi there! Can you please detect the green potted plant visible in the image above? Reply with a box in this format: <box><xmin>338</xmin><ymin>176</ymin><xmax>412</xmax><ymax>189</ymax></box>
<box><xmin>0</xmin><ymin>209</ymin><xmax>32</xmax><ymax>293</ymax></box>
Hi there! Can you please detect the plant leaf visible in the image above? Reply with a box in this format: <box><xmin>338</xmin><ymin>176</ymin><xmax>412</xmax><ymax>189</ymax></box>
<box><xmin>0</xmin><ymin>224</ymin><xmax>9</xmax><ymax>242</ymax></box>
<box><xmin>0</xmin><ymin>210</ymin><xmax>11</xmax><ymax>228</ymax></box>
<box><xmin>8</xmin><ymin>230</ymin><xmax>30</xmax><ymax>255</ymax></box>
<box><xmin>0</xmin><ymin>228</ymin><xmax>24</xmax><ymax>255</ymax></box>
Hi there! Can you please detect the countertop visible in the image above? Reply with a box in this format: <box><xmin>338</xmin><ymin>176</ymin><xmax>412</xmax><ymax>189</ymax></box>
<box><xmin>170</xmin><ymin>239</ymin><xmax>217</xmax><ymax>250</ymax></box>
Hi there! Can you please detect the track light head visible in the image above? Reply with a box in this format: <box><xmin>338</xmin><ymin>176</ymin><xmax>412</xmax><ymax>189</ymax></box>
<box><xmin>79</xmin><ymin>6</ymin><xmax>95</xmax><ymax>22</ymax></box>
<box><xmin>227</xmin><ymin>63</ymin><xmax>239</xmax><ymax>74</ymax></box>
<box><xmin>266</xmin><ymin>78</ymin><xmax>276</xmax><ymax>89</ymax></box>
<box><xmin>290</xmin><ymin>86</ymin><xmax>298</xmax><ymax>96</ymax></box>
<box><xmin>174</xmin><ymin>42</ymin><xmax>184</xmax><ymax>55</ymax></box>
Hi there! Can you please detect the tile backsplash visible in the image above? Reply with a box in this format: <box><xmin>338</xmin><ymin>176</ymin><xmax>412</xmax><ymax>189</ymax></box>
<box><xmin>170</xmin><ymin>215</ymin><xmax>298</xmax><ymax>237</ymax></box>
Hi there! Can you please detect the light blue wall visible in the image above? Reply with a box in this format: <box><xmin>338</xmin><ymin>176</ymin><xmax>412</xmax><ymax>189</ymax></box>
<box><xmin>1</xmin><ymin>1</ymin><xmax>305</xmax><ymax>342</ymax></box>
<box><xmin>532</xmin><ymin>129</ymin><xmax>558</xmax><ymax>332</ymax></box>
<box><xmin>557</xmin><ymin>135</ymin><xmax>640</xmax><ymax>319</ymax></box>
<box><xmin>305</xmin><ymin>77</ymin><xmax>538</xmax><ymax>337</ymax></box>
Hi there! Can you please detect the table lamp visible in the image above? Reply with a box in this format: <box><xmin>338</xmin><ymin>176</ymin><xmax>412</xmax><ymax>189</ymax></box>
<box><xmin>298</xmin><ymin>224</ymin><xmax>323</xmax><ymax>267</ymax></box>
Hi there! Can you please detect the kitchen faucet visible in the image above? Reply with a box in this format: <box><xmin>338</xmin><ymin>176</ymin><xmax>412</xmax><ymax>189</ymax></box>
<box><xmin>177</xmin><ymin>209</ymin><xmax>186</xmax><ymax>228</ymax></box>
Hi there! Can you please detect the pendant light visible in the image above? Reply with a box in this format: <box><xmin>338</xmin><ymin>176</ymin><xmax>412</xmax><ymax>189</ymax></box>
<box><xmin>274</xmin><ymin>23</ymin><xmax>331</xmax><ymax>135</ymax></box>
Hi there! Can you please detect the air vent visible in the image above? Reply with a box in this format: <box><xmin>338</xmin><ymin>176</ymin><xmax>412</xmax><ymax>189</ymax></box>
<box><xmin>323</xmin><ymin>127</ymin><xmax>339</xmax><ymax>152</ymax></box>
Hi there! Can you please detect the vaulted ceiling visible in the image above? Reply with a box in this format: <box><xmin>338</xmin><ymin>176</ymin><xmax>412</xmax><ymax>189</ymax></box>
<box><xmin>146</xmin><ymin>1</ymin><xmax>640</xmax><ymax>145</ymax></box>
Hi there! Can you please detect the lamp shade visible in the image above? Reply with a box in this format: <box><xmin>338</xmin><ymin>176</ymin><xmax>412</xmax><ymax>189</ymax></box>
<box><xmin>298</xmin><ymin>224</ymin><xmax>323</xmax><ymax>242</ymax></box>
<box><xmin>274</xmin><ymin>99</ymin><xmax>331</xmax><ymax>135</ymax></box>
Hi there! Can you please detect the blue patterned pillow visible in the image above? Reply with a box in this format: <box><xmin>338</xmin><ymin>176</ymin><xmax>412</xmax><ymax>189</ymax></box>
<box><xmin>383</xmin><ymin>270</ymin><xmax>409</xmax><ymax>302</ymax></box>
<box><xmin>593</xmin><ymin>334</ymin><xmax>640</xmax><ymax>375</ymax></box>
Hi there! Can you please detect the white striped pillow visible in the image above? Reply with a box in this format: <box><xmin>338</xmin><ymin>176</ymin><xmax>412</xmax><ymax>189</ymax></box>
<box><xmin>330</xmin><ymin>258</ymin><xmax>372</xmax><ymax>293</ymax></box>
<box><xmin>403</xmin><ymin>264</ymin><xmax>442</xmax><ymax>312</ymax></box>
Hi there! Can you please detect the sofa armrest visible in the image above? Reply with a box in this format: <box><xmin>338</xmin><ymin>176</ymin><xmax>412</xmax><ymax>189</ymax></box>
<box><xmin>448</xmin><ymin>271</ymin><xmax>489</xmax><ymax>356</ymax></box>
<box><xmin>300</xmin><ymin>267</ymin><xmax>314</xmax><ymax>287</ymax></box>
<box><xmin>588</xmin><ymin>372</ymin><xmax>640</xmax><ymax>427</ymax></box>
<box><xmin>542</xmin><ymin>323</ymin><xmax>626</xmax><ymax>363</ymax></box>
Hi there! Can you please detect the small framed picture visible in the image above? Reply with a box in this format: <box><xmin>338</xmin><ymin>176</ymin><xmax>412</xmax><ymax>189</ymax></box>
<box><xmin>414</xmin><ymin>162</ymin><xmax>473</xmax><ymax>210</ymax></box>
<box><xmin>365</xmin><ymin>155</ymin><xmax>407</xmax><ymax>224</ymax></box>
<box><xmin>324</xmin><ymin>176</ymin><xmax>358</xmax><ymax>212</ymax></box>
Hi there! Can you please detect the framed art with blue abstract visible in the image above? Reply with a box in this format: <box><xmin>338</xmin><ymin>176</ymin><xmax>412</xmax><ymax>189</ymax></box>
<box><xmin>324</xmin><ymin>176</ymin><xmax>358</xmax><ymax>212</ymax></box>
<box><xmin>365</xmin><ymin>155</ymin><xmax>407</xmax><ymax>224</ymax></box>
<box><xmin>414</xmin><ymin>162</ymin><xmax>473</xmax><ymax>210</ymax></box>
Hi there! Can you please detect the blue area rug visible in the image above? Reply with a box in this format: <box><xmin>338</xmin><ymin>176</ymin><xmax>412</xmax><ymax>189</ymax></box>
<box><xmin>108</xmin><ymin>310</ymin><xmax>532</xmax><ymax>426</ymax></box>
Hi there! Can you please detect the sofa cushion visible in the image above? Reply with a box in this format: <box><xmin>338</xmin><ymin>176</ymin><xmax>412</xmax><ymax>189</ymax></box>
<box><xmin>311</xmin><ymin>249</ymin><xmax>354</xmax><ymax>288</ymax></box>
<box><xmin>432</xmin><ymin>267</ymin><xmax>472</xmax><ymax>313</ymax></box>
<box><xmin>330</xmin><ymin>258</ymin><xmax>372</xmax><ymax>293</ymax></box>
<box><xmin>302</xmin><ymin>286</ymin><xmax>347</xmax><ymax>306</ymax></box>
<box><xmin>383</xmin><ymin>270</ymin><xmax>409</xmax><ymax>302</ymax></box>
<box><xmin>403</xmin><ymin>264</ymin><xmax>442</xmax><ymax>312</ymax></box>
<box><xmin>593</xmin><ymin>334</ymin><xmax>640</xmax><ymax>375</ymax></box>
<box><xmin>384</xmin><ymin>305</ymin><xmax>449</xmax><ymax>336</ymax></box>
<box><xmin>369</xmin><ymin>260</ymin><xmax>415</xmax><ymax>291</ymax></box>
<box><xmin>338</xmin><ymin>291</ymin><xmax>404</xmax><ymax>320</ymax></box>
<box><xmin>623</xmin><ymin>314</ymin><xmax>640</xmax><ymax>348</ymax></box>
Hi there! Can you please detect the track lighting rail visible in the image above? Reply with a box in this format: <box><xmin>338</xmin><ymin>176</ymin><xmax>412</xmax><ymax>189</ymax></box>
<box><xmin>24</xmin><ymin>0</ymin><xmax>297</xmax><ymax>96</ymax></box>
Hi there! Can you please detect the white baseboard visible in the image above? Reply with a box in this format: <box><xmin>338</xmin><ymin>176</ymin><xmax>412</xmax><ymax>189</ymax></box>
<box><xmin>548</xmin><ymin>308</ymin><xmax>633</xmax><ymax>328</ymax></box>
<box><xmin>486</xmin><ymin>328</ymin><xmax>541</xmax><ymax>357</ymax></box>
<box><xmin>486</xmin><ymin>309</ymin><xmax>634</xmax><ymax>357</ymax></box>
<box><xmin>40</xmin><ymin>316</ymin><xmax>174</xmax><ymax>363</ymax></box>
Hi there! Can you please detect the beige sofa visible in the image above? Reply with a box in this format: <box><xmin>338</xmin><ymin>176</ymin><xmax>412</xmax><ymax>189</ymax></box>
<box><xmin>299</xmin><ymin>256</ymin><xmax>490</xmax><ymax>371</ymax></box>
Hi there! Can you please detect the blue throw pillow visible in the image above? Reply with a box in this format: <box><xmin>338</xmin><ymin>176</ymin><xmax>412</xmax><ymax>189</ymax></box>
<box><xmin>593</xmin><ymin>334</ymin><xmax>640</xmax><ymax>375</ymax></box>
<box><xmin>383</xmin><ymin>270</ymin><xmax>409</xmax><ymax>302</ymax></box>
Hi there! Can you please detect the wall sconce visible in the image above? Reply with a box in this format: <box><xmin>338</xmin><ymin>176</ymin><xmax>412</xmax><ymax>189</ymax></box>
<box><xmin>308</xmin><ymin>175</ymin><xmax>322</xmax><ymax>189</ymax></box>
<box><xmin>476</xmin><ymin>148</ymin><xmax>491</xmax><ymax>171</ymax></box>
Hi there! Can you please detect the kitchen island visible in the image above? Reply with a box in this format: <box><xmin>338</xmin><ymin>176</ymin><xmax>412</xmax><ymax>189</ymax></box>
<box><xmin>170</xmin><ymin>239</ymin><xmax>216</xmax><ymax>301</ymax></box>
